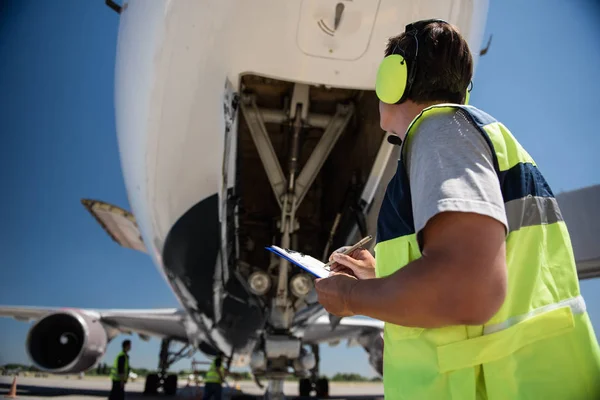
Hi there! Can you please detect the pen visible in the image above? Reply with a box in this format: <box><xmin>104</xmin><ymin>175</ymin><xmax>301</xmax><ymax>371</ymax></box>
<box><xmin>323</xmin><ymin>235</ymin><xmax>373</xmax><ymax>270</ymax></box>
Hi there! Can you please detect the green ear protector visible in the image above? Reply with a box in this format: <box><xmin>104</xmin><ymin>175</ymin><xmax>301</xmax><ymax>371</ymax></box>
<box><xmin>376</xmin><ymin>18</ymin><xmax>473</xmax><ymax>105</ymax></box>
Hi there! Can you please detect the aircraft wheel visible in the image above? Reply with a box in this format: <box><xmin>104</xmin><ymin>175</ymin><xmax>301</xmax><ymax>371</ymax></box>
<box><xmin>164</xmin><ymin>374</ymin><xmax>178</xmax><ymax>395</ymax></box>
<box><xmin>299</xmin><ymin>378</ymin><xmax>312</xmax><ymax>397</ymax></box>
<box><xmin>144</xmin><ymin>373</ymin><xmax>159</xmax><ymax>395</ymax></box>
<box><xmin>315</xmin><ymin>377</ymin><xmax>329</xmax><ymax>398</ymax></box>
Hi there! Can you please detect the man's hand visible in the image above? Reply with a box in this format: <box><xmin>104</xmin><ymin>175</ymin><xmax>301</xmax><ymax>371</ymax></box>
<box><xmin>328</xmin><ymin>247</ymin><xmax>376</xmax><ymax>280</ymax></box>
<box><xmin>314</xmin><ymin>273</ymin><xmax>359</xmax><ymax>317</ymax></box>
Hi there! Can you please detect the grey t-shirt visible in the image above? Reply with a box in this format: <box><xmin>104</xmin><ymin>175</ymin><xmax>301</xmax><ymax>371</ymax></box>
<box><xmin>403</xmin><ymin>108</ymin><xmax>509</xmax><ymax>242</ymax></box>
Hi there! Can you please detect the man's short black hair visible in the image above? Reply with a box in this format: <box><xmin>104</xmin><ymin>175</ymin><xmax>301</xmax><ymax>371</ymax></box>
<box><xmin>385</xmin><ymin>20</ymin><xmax>473</xmax><ymax>104</ymax></box>
<box><xmin>122</xmin><ymin>339</ymin><xmax>131</xmax><ymax>349</ymax></box>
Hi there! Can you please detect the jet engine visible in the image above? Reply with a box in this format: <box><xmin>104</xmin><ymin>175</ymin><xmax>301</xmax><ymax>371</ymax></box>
<box><xmin>358</xmin><ymin>331</ymin><xmax>384</xmax><ymax>376</ymax></box>
<box><xmin>26</xmin><ymin>310</ymin><xmax>108</xmax><ymax>373</ymax></box>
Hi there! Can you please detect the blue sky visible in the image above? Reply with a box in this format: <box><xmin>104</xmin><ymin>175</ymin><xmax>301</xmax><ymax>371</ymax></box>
<box><xmin>1</xmin><ymin>0</ymin><xmax>599</xmax><ymax>378</ymax></box>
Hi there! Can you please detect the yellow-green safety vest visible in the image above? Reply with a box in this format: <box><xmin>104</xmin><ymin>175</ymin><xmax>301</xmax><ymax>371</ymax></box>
<box><xmin>374</xmin><ymin>104</ymin><xmax>600</xmax><ymax>399</ymax></box>
<box><xmin>204</xmin><ymin>359</ymin><xmax>224</xmax><ymax>384</ymax></box>
<box><xmin>109</xmin><ymin>351</ymin><xmax>129</xmax><ymax>382</ymax></box>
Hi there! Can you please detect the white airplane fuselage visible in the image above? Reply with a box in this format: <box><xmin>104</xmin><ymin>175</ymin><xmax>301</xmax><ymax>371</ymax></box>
<box><xmin>113</xmin><ymin>0</ymin><xmax>489</xmax><ymax>373</ymax></box>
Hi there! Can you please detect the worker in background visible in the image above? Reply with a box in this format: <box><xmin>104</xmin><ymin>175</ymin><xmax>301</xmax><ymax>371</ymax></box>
<box><xmin>315</xmin><ymin>18</ymin><xmax>600</xmax><ymax>399</ymax></box>
<box><xmin>202</xmin><ymin>354</ymin><xmax>226</xmax><ymax>400</ymax></box>
<box><xmin>109</xmin><ymin>339</ymin><xmax>131</xmax><ymax>400</ymax></box>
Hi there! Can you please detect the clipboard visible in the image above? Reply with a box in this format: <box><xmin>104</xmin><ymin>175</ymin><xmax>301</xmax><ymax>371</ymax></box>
<box><xmin>265</xmin><ymin>246</ymin><xmax>330</xmax><ymax>279</ymax></box>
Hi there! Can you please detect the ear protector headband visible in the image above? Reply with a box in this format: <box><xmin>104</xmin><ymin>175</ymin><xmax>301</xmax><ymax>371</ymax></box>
<box><xmin>376</xmin><ymin>19</ymin><xmax>472</xmax><ymax>105</ymax></box>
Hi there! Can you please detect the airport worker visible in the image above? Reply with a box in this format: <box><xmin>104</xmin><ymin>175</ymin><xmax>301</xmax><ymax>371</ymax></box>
<box><xmin>314</xmin><ymin>18</ymin><xmax>600</xmax><ymax>400</ymax></box>
<box><xmin>109</xmin><ymin>339</ymin><xmax>131</xmax><ymax>400</ymax></box>
<box><xmin>202</xmin><ymin>354</ymin><xmax>226</xmax><ymax>400</ymax></box>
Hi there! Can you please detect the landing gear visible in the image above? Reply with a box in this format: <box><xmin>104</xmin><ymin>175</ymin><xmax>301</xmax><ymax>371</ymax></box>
<box><xmin>144</xmin><ymin>373</ymin><xmax>160</xmax><ymax>395</ymax></box>
<box><xmin>239</xmin><ymin>82</ymin><xmax>354</xmax><ymax>400</ymax></box>
<box><xmin>297</xmin><ymin>377</ymin><xmax>329</xmax><ymax>398</ymax></box>
<box><xmin>240</xmin><ymin>82</ymin><xmax>354</xmax><ymax>330</ymax></box>
<box><xmin>264</xmin><ymin>379</ymin><xmax>286</xmax><ymax>400</ymax></box>
<box><xmin>315</xmin><ymin>378</ymin><xmax>329</xmax><ymax>398</ymax></box>
<box><xmin>299</xmin><ymin>378</ymin><xmax>311</xmax><ymax>397</ymax></box>
<box><xmin>164</xmin><ymin>374</ymin><xmax>178</xmax><ymax>395</ymax></box>
<box><xmin>296</xmin><ymin>345</ymin><xmax>328</xmax><ymax>398</ymax></box>
<box><xmin>144</xmin><ymin>372</ymin><xmax>179</xmax><ymax>396</ymax></box>
<box><xmin>144</xmin><ymin>373</ymin><xmax>178</xmax><ymax>395</ymax></box>
<box><xmin>144</xmin><ymin>339</ymin><xmax>195</xmax><ymax>396</ymax></box>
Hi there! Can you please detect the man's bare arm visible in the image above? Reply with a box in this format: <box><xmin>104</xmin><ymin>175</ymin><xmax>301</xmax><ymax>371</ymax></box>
<box><xmin>348</xmin><ymin>211</ymin><xmax>507</xmax><ymax>328</ymax></box>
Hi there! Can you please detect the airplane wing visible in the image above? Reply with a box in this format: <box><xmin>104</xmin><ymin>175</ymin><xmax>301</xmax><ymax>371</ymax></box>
<box><xmin>555</xmin><ymin>184</ymin><xmax>600</xmax><ymax>280</ymax></box>
<box><xmin>301</xmin><ymin>315</ymin><xmax>383</xmax><ymax>345</ymax></box>
<box><xmin>300</xmin><ymin>315</ymin><xmax>384</xmax><ymax>375</ymax></box>
<box><xmin>0</xmin><ymin>306</ymin><xmax>189</xmax><ymax>342</ymax></box>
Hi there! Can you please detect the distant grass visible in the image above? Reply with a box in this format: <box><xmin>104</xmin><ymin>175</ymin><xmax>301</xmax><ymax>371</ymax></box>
<box><xmin>2</xmin><ymin>365</ymin><xmax>381</xmax><ymax>384</ymax></box>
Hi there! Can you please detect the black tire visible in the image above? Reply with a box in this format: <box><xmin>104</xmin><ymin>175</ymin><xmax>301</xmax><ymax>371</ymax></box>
<box><xmin>315</xmin><ymin>378</ymin><xmax>329</xmax><ymax>398</ymax></box>
<box><xmin>299</xmin><ymin>378</ymin><xmax>312</xmax><ymax>397</ymax></box>
<box><xmin>144</xmin><ymin>373</ymin><xmax>159</xmax><ymax>395</ymax></box>
<box><xmin>164</xmin><ymin>374</ymin><xmax>178</xmax><ymax>395</ymax></box>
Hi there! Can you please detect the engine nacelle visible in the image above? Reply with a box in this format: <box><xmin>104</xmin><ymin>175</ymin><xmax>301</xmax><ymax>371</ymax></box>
<box><xmin>26</xmin><ymin>311</ymin><xmax>108</xmax><ymax>374</ymax></box>
<box><xmin>358</xmin><ymin>332</ymin><xmax>383</xmax><ymax>377</ymax></box>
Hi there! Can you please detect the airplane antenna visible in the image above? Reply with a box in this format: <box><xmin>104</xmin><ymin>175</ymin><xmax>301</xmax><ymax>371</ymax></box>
<box><xmin>480</xmin><ymin>34</ymin><xmax>493</xmax><ymax>56</ymax></box>
<box><xmin>105</xmin><ymin>0</ymin><xmax>122</xmax><ymax>14</ymax></box>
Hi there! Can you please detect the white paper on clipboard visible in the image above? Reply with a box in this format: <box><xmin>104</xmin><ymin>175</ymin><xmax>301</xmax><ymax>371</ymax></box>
<box><xmin>265</xmin><ymin>245</ymin><xmax>330</xmax><ymax>279</ymax></box>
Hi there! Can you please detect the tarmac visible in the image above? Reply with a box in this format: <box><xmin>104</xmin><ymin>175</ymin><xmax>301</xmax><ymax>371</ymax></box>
<box><xmin>0</xmin><ymin>376</ymin><xmax>383</xmax><ymax>400</ymax></box>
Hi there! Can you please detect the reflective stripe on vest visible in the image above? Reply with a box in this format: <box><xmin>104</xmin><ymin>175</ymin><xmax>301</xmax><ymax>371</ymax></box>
<box><xmin>374</xmin><ymin>104</ymin><xmax>600</xmax><ymax>400</ymax></box>
<box><xmin>483</xmin><ymin>294</ymin><xmax>586</xmax><ymax>335</ymax></box>
<box><xmin>110</xmin><ymin>351</ymin><xmax>128</xmax><ymax>381</ymax></box>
